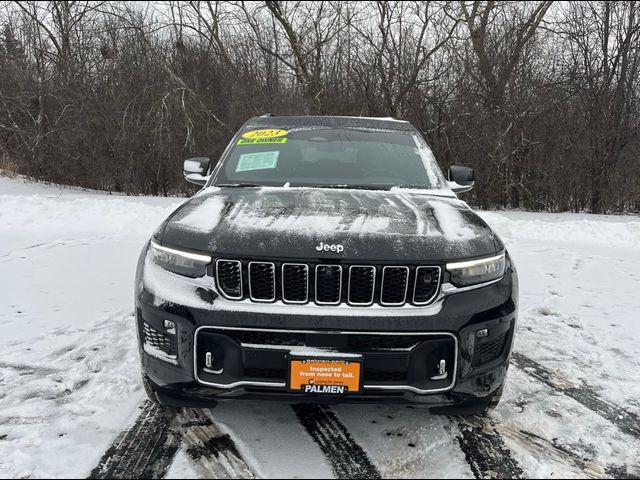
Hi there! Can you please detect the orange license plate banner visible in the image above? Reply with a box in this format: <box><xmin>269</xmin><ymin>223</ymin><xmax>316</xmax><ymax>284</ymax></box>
<box><xmin>289</xmin><ymin>358</ymin><xmax>362</xmax><ymax>394</ymax></box>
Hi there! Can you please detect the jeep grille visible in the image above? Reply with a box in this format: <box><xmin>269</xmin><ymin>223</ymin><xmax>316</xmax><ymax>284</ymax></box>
<box><xmin>215</xmin><ymin>260</ymin><xmax>440</xmax><ymax>307</ymax></box>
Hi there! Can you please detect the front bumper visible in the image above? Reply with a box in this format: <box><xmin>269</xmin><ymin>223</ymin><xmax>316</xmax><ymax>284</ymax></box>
<box><xmin>134</xmin><ymin>250</ymin><xmax>517</xmax><ymax>407</ymax></box>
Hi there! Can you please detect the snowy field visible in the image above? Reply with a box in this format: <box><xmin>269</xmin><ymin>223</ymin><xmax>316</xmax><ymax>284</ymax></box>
<box><xmin>1</xmin><ymin>175</ymin><xmax>639</xmax><ymax>479</ymax></box>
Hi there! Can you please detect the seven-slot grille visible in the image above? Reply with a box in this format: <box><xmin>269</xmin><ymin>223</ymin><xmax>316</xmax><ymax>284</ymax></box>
<box><xmin>215</xmin><ymin>260</ymin><xmax>441</xmax><ymax>307</ymax></box>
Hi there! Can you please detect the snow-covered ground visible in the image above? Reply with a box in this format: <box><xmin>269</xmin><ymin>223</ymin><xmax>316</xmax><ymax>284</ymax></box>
<box><xmin>1</xmin><ymin>175</ymin><xmax>639</xmax><ymax>479</ymax></box>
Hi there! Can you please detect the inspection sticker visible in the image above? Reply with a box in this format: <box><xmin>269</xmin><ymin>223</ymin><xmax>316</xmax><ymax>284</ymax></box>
<box><xmin>242</xmin><ymin>129</ymin><xmax>288</xmax><ymax>139</ymax></box>
<box><xmin>235</xmin><ymin>151</ymin><xmax>279</xmax><ymax>172</ymax></box>
<box><xmin>237</xmin><ymin>137</ymin><xmax>288</xmax><ymax>145</ymax></box>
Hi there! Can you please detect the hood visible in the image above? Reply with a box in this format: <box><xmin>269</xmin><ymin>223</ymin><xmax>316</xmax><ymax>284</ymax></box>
<box><xmin>159</xmin><ymin>187</ymin><xmax>501</xmax><ymax>262</ymax></box>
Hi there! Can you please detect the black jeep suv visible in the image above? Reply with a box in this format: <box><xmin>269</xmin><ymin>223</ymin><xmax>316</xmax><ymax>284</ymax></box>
<box><xmin>135</xmin><ymin>115</ymin><xmax>517</xmax><ymax>415</ymax></box>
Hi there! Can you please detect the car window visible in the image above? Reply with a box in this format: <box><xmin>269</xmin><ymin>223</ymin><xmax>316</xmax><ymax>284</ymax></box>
<box><xmin>212</xmin><ymin>127</ymin><xmax>446</xmax><ymax>189</ymax></box>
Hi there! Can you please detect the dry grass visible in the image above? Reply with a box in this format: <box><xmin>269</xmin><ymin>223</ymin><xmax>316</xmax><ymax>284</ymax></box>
<box><xmin>0</xmin><ymin>153</ymin><xmax>20</xmax><ymax>178</ymax></box>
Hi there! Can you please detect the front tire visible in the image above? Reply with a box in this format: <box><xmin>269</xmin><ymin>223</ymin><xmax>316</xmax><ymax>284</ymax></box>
<box><xmin>142</xmin><ymin>373</ymin><xmax>162</xmax><ymax>406</ymax></box>
<box><xmin>430</xmin><ymin>383</ymin><xmax>505</xmax><ymax>416</ymax></box>
<box><xmin>485</xmin><ymin>383</ymin><xmax>504</xmax><ymax>412</ymax></box>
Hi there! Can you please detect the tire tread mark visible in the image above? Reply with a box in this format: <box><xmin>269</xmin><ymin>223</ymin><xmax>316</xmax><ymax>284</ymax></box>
<box><xmin>454</xmin><ymin>416</ymin><xmax>525</xmax><ymax>480</ymax></box>
<box><xmin>292</xmin><ymin>403</ymin><xmax>380</xmax><ymax>479</ymax></box>
<box><xmin>498</xmin><ymin>426</ymin><xmax>612</xmax><ymax>479</ymax></box>
<box><xmin>172</xmin><ymin>408</ymin><xmax>255</xmax><ymax>479</ymax></box>
<box><xmin>512</xmin><ymin>352</ymin><xmax>640</xmax><ymax>439</ymax></box>
<box><xmin>88</xmin><ymin>401</ymin><xmax>180</xmax><ymax>479</ymax></box>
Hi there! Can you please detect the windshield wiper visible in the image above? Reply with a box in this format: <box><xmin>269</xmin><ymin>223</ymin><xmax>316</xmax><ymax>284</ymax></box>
<box><xmin>308</xmin><ymin>184</ymin><xmax>392</xmax><ymax>191</ymax></box>
<box><xmin>394</xmin><ymin>184</ymin><xmax>430</xmax><ymax>190</ymax></box>
<box><xmin>215</xmin><ymin>183</ymin><xmax>262</xmax><ymax>188</ymax></box>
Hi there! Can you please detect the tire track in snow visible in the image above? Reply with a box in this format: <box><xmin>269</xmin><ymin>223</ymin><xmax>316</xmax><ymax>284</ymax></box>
<box><xmin>88</xmin><ymin>401</ymin><xmax>180</xmax><ymax>479</ymax></box>
<box><xmin>292</xmin><ymin>404</ymin><xmax>381</xmax><ymax>479</ymax></box>
<box><xmin>512</xmin><ymin>352</ymin><xmax>640</xmax><ymax>440</ymax></box>
<box><xmin>498</xmin><ymin>425</ymin><xmax>632</xmax><ymax>479</ymax></box>
<box><xmin>0</xmin><ymin>236</ymin><xmax>110</xmax><ymax>263</ymax></box>
<box><xmin>0</xmin><ymin>362</ymin><xmax>60</xmax><ymax>375</ymax></box>
<box><xmin>89</xmin><ymin>404</ymin><xmax>256</xmax><ymax>479</ymax></box>
<box><xmin>454</xmin><ymin>416</ymin><xmax>525</xmax><ymax>479</ymax></box>
<box><xmin>171</xmin><ymin>408</ymin><xmax>255</xmax><ymax>478</ymax></box>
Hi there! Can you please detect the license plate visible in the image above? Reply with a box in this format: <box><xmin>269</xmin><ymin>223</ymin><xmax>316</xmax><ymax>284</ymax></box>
<box><xmin>288</xmin><ymin>357</ymin><xmax>363</xmax><ymax>394</ymax></box>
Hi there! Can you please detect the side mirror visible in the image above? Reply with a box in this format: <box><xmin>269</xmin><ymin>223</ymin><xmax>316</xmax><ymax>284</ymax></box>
<box><xmin>447</xmin><ymin>165</ymin><xmax>475</xmax><ymax>193</ymax></box>
<box><xmin>183</xmin><ymin>157</ymin><xmax>211</xmax><ymax>186</ymax></box>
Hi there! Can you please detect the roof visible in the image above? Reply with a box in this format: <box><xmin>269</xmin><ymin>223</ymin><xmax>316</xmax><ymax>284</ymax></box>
<box><xmin>243</xmin><ymin>115</ymin><xmax>414</xmax><ymax>132</ymax></box>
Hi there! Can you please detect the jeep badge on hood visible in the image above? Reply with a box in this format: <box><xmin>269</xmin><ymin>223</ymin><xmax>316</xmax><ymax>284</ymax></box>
<box><xmin>315</xmin><ymin>242</ymin><xmax>344</xmax><ymax>253</ymax></box>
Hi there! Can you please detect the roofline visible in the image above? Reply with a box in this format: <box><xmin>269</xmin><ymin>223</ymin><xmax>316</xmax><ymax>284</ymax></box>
<box><xmin>252</xmin><ymin>114</ymin><xmax>408</xmax><ymax>123</ymax></box>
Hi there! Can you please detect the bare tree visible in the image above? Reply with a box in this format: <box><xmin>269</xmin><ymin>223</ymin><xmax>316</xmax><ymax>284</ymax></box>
<box><xmin>0</xmin><ymin>1</ymin><xmax>638</xmax><ymax>211</ymax></box>
<box><xmin>561</xmin><ymin>1</ymin><xmax>640</xmax><ymax>213</ymax></box>
<box><xmin>349</xmin><ymin>1</ymin><xmax>460</xmax><ymax>117</ymax></box>
<box><xmin>240</xmin><ymin>1</ymin><xmax>344</xmax><ymax>113</ymax></box>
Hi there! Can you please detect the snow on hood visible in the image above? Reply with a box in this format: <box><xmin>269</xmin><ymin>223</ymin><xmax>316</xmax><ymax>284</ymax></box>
<box><xmin>160</xmin><ymin>187</ymin><xmax>500</xmax><ymax>262</ymax></box>
<box><xmin>173</xmin><ymin>194</ymin><xmax>227</xmax><ymax>233</ymax></box>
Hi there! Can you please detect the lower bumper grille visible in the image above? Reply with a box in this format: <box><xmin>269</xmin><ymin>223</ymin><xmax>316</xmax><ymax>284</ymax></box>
<box><xmin>195</xmin><ymin>327</ymin><xmax>458</xmax><ymax>394</ymax></box>
<box><xmin>244</xmin><ymin>367</ymin><xmax>286</xmax><ymax>380</ymax></box>
<box><xmin>472</xmin><ymin>331</ymin><xmax>509</xmax><ymax>367</ymax></box>
<box><xmin>364</xmin><ymin>370</ymin><xmax>408</xmax><ymax>382</ymax></box>
<box><xmin>142</xmin><ymin>321</ymin><xmax>177</xmax><ymax>361</ymax></box>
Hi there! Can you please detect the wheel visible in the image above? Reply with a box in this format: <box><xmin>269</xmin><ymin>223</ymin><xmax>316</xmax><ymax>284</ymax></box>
<box><xmin>142</xmin><ymin>373</ymin><xmax>162</xmax><ymax>406</ymax></box>
<box><xmin>430</xmin><ymin>384</ymin><xmax>505</xmax><ymax>416</ymax></box>
<box><xmin>141</xmin><ymin>373</ymin><xmax>181</xmax><ymax>418</ymax></box>
<box><xmin>486</xmin><ymin>383</ymin><xmax>505</xmax><ymax>411</ymax></box>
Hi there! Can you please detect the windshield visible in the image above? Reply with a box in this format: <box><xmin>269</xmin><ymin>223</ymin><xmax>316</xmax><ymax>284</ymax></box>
<box><xmin>211</xmin><ymin>127</ymin><xmax>447</xmax><ymax>190</ymax></box>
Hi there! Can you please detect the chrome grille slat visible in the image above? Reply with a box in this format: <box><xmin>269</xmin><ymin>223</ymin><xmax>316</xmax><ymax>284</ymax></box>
<box><xmin>282</xmin><ymin>263</ymin><xmax>309</xmax><ymax>304</ymax></box>
<box><xmin>216</xmin><ymin>259</ymin><xmax>243</xmax><ymax>300</ymax></box>
<box><xmin>348</xmin><ymin>265</ymin><xmax>376</xmax><ymax>306</ymax></box>
<box><xmin>248</xmin><ymin>261</ymin><xmax>276</xmax><ymax>302</ymax></box>
<box><xmin>413</xmin><ymin>266</ymin><xmax>441</xmax><ymax>305</ymax></box>
<box><xmin>214</xmin><ymin>259</ymin><xmax>440</xmax><ymax>307</ymax></box>
<box><xmin>315</xmin><ymin>264</ymin><xmax>342</xmax><ymax>305</ymax></box>
<box><xmin>380</xmin><ymin>266</ymin><xmax>410</xmax><ymax>306</ymax></box>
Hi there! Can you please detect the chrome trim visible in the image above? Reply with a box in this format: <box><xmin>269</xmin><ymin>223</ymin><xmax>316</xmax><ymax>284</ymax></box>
<box><xmin>314</xmin><ymin>264</ymin><xmax>342</xmax><ymax>305</ymax></box>
<box><xmin>430</xmin><ymin>359</ymin><xmax>448</xmax><ymax>380</ymax></box>
<box><xmin>203</xmin><ymin>367</ymin><xmax>224</xmax><ymax>375</ymax></box>
<box><xmin>215</xmin><ymin>259</ymin><xmax>243</xmax><ymax>300</ymax></box>
<box><xmin>441</xmin><ymin>277</ymin><xmax>502</xmax><ymax>294</ymax></box>
<box><xmin>212</xmin><ymin>295</ymin><xmax>445</xmax><ymax>316</ymax></box>
<box><xmin>380</xmin><ymin>266</ymin><xmax>410</xmax><ymax>306</ymax></box>
<box><xmin>240</xmin><ymin>341</ymin><xmax>419</xmax><ymax>353</ymax></box>
<box><xmin>412</xmin><ymin>266</ymin><xmax>442</xmax><ymax>306</ymax></box>
<box><xmin>281</xmin><ymin>263</ymin><xmax>309</xmax><ymax>304</ymax></box>
<box><xmin>347</xmin><ymin>265</ymin><xmax>376</xmax><ymax>306</ymax></box>
<box><xmin>248</xmin><ymin>261</ymin><xmax>276</xmax><ymax>302</ymax></box>
<box><xmin>193</xmin><ymin>326</ymin><xmax>458</xmax><ymax>394</ymax></box>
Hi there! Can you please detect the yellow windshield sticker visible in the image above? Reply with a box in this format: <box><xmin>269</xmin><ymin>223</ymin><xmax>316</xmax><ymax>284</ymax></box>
<box><xmin>242</xmin><ymin>129</ymin><xmax>288</xmax><ymax>139</ymax></box>
<box><xmin>237</xmin><ymin>137</ymin><xmax>287</xmax><ymax>146</ymax></box>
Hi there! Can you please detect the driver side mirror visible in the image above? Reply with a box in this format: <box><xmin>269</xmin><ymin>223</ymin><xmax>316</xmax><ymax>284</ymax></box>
<box><xmin>183</xmin><ymin>157</ymin><xmax>211</xmax><ymax>186</ymax></box>
<box><xmin>447</xmin><ymin>165</ymin><xmax>475</xmax><ymax>193</ymax></box>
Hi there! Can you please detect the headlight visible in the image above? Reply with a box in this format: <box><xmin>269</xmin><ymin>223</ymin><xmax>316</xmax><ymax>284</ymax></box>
<box><xmin>446</xmin><ymin>253</ymin><xmax>505</xmax><ymax>287</ymax></box>
<box><xmin>149</xmin><ymin>242</ymin><xmax>211</xmax><ymax>278</ymax></box>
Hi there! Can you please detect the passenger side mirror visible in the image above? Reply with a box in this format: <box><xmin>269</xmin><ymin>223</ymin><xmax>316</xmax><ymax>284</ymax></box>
<box><xmin>447</xmin><ymin>165</ymin><xmax>475</xmax><ymax>193</ymax></box>
<box><xmin>183</xmin><ymin>157</ymin><xmax>211</xmax><ymax>186</ymax></box>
